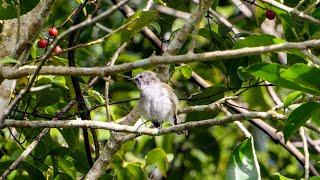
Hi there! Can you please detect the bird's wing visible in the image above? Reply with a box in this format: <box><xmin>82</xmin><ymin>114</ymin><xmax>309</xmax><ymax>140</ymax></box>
<box><xmin>162</xmin><ymin>83</ymin><xmax>180</xmax><ymax>124</ymax></box>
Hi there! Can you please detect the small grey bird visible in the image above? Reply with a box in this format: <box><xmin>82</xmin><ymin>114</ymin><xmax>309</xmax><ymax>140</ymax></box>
<box><xmin>133</xmin><ymin>71</ymin><xmax>180</xmax><ymax>128</ymax></box>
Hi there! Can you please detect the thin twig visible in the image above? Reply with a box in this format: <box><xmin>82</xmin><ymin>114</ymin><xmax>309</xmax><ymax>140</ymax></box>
<box><xmin>143</xmin><ymin>0</ymin><xmax>153</xmax><ymax>11</ymax></box>
<box><xmin>105</xmin><ymin>43</ymin><xmax>128</xmax><ymax>121</ymax></box>
<box><xmin>299</xmin><ymin>127</ymin><xmax>309</xmax><ymax>180</ymax></box>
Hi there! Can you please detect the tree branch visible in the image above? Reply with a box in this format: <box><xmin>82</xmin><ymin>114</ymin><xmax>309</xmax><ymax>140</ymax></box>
<box><xmin>1</xmin><ymin>38</ymin><xmax>320</xmax><ymax>80</ymax></box>
<box><xmin>2</xmin><ymin>111</ymin><xmax>284</xmax><ymax>135</ymax></box>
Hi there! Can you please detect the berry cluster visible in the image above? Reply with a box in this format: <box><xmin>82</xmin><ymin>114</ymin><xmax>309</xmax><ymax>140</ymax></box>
<box><xmin>37</xmin><ymin>27</ymin><xmax>62</xmax><ymax>54</ymax></box>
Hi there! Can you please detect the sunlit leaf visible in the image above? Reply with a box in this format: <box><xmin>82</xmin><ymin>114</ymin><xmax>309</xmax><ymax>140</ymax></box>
<box><xmin>273</xmin><ymin>172</ymin><xmax>294</xmax><ymax>180</ymax></box>
<box><xmin>176</xmin><ymin>65</ymin><xmax>192</xmax><ymax>79</ymax></box>
<box><xmin>125</xmin><ymin>163</ymin><xmax>147</xmax><ymax>179</ymax></box>
<box><xmin>283</xmin><ymin>91</ymin><xmax>304</xmax><ymax>110</ymax></box>
<box><xmin>245</xmin><ymin>63</ymin><xmax>320</xmax><ymax>94</ymax></box>
<box><xmin>284</xmin><ymin>102</ymin><xmax>320</xmax><ymax>141</ymax></box>
<box><xmin>145</xmin><ymin>148</ymin><xmax>168</xmax><ymax>176</ymax></box>
<box><xmin>226</xmin><ymin>137</ymin><xmax>261</xmax><ymax>180</ymax></box>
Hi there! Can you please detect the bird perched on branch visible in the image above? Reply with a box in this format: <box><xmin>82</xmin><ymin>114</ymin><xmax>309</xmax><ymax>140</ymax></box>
<box><xmin>133</xmin><ymin>71</ymin><xmax>181</xmax><ymax>129</ymax></box>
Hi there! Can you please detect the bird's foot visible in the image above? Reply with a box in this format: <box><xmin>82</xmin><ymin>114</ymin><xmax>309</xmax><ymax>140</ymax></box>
<box><xmin>152</xmin><ymin>120</ymin><xmax>160</xmax><ymax>128</ymax></box>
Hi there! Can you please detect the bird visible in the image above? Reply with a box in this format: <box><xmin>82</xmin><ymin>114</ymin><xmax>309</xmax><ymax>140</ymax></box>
<box><xmin>133</xmin><ymin>71</ymin><xmax>181</xmax><ymax>128</ymax></box>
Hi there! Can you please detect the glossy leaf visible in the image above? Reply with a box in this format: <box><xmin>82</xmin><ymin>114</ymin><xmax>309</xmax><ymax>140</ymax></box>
<box><xmin>273</xmin><ymin>172</ymin><xmax>294</xmax><ymax>180</ymax></box>
<box><xmin>245</xmin><ymin>63</ymin><xmax>320</xmax><ymax>94</ymax></box>
<box><xmin>283</xmin><ymin>91</ymin><xmax>304</xmax><ymax>110</ymax></box>
<box><xmin>233</xmin><ymin>34</ymin><xmax>285</xmax><ymax>49</ymax></box>
<box><xmin>177</xmin><ymin>65</ymin><xmax>192</xmax><ymax>79</ymax></box>
<box><xmin>284</xmin><ymin>102</ymin><xmax>320</xmax><ymax>141</ymax></box>
<box><xmin>145</xmin><ymin>148</ymin><xmax>168</xmax><ymax>176</ymax></box>
<box><xmin>125</xmin><ymin>163</ymin><xmax>147</xmax><ymax>179</ymax></box>
<box><xmin>226</xmin><ymin>137</ymin><xmax>261</xmax><ymax>180</ymax></box>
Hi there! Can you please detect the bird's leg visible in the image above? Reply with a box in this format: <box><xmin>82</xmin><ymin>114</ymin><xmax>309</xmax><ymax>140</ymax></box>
<box><xmin>152</xmin><ymin>120</ymin><xmax>161</xmax><ymax>134</ymax></box>
<box><xmin>151</xmin><ymin>120</ymin><xmax>160</xmax><ymax>128</ymax></box>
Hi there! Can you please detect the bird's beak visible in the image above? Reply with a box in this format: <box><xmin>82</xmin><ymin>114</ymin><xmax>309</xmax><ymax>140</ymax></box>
<box><xmin>127</xmin><ymin>77</ymin><xmax>137</xmax><ymax>82</ymax></box>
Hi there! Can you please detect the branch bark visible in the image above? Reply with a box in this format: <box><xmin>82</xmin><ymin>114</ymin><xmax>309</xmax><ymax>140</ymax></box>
<box><xmin>2</xmin><ymin>112</ymin><xmax>284</xmax><ymax>135</ymax></box>
<box><xmin>1</xmin><ymin>38</ymin><xmax>320</xmax><ymax>79</ymax></box>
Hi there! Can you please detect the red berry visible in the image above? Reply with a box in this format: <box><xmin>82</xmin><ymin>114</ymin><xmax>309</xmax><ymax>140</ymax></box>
<box><xmin>48</xmin><ymin>27</ymin><xmax>58</xmax><ymax>37</ymax></box>
<box><xmin>266</xmin><ymin>10</ymin><xmax>276</xmax><ymax>20</ymax></box>
<box><xmin>53</xmin><ymin>45</ymin><xmax>63</xmax><ymax>54</ymax></box>
<box><xmin>37</xmin><ymin>39</ymin><xmax>48</xmax><ymax>48</ymax></box>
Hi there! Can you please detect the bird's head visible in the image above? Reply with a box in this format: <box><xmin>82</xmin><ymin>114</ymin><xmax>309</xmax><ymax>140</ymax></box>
<box><xmin>133</xmin><ymin>71</ymin><xmax>160</xmax><ymax>89</ymax></box>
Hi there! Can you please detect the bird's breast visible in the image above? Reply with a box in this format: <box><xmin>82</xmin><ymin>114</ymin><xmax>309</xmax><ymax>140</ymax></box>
<box><xmin>139</xmin><ymin>84</ymin><xmax>173</xmax><ymax>121</ymax></box>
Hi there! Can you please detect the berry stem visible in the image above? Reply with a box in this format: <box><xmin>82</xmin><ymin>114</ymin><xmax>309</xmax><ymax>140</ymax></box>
<box><xmin>242</xmin><ymin>0</ymin><xmax>267</xmax><ymax>10</ymax></box>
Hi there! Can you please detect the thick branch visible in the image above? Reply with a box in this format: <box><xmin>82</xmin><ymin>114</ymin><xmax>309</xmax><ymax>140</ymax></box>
<box><xmin>2</xmin><ymin>38</ymin><xmax>320</xmax><ymax>79</ymax></box>
<box><xmin>2</xmin><ymin>112</ymin><xmax>284</xmax><ymax>135</ymax></box>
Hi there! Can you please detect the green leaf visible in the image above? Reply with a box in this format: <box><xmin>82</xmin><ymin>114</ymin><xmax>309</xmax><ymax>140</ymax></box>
<box><xmin>309</xmin><ymin>8</ymin><xmax>320</xmax><ymax>36</ymax></box>
<box><xmin>284</xmin><ymin>102</ymin><xmax>320</xmax><ymax>141</ymax></box>
<box><xmin>233</xmin><ymin>35</ymin><xmax>304</xmax><ymax>58</ymax></box>
<box><xmin>211</xmin><ymin>0</ymin><xmax>219</xmax><ymax>10</ymax></box>
<box><xmin>36</xmin><ymin>87</ymin><xmax>62</xmax><ymax>107</ymax></box>
<box><xmin>0</xmin><ymin>56</ymin><xmax>19</xmax><ymax>65</ymax></box>
<box><xmin>125</xmin><ymin>163</ymin><xmax>147</xmax><ymax>180</ymax></box>
<box><xmin>0</xmin><ymin>161</ymin><xmax>45</xmax><ymax>180</ymax></box>
<box><xmin>0</xmin><ymin>0</ymin><xmax>40</xmax><ymax>20</ymax></box>
<box><xmin>226</xmin><ymin>137</ymin><xmax>261</xmax><ymax>180</ymax></box>
<box><xmin>59</xmin><ymin>128</ymin><xmax>79</xmax><ymax>152</ymax></box>
<box><xmin>237</xmin><ymin>66</ymin><xmax>252</xmax><ymax>82</ymax></box>
<box><xmin>145</xmin><ymin>148</ymin><xmax>168</xmax><ymax>176</ymax></box>
<box><xmin>55</xmin><ymin>173</ymin><xmax>73</xmax><ymax>180</ymax></box>
<box><xmin>30</xmin><ymin>43</ymin><xmax>37</xmax><ymax>60</ymax></box>
<box><xmin>245</xmin><ymin>63</ymin><xmax>320</xmax><ymax>94</ymax></box>
<box><xmin>126</xmin><ymin>11</ymin><xmax>157</xmax><ymax>31</ymax></box>
<box><xmin>283</xmin><ymin>91</ymin><xmax>304</xmax><ymax>110</ymax></box>
<box><xmin>310</xmin><ymin>176</ymin><xmax>320</xmax><ymax>180</ymax></box>
<box><xmin>177</xmin><ymin>65</ymin><xmax>192</xmax><ymax>79</ymax></box>
<box><xmin>48</xmin><ymin>147</ymin><xmax>71</xmax><ymax>156</ymax></box>
<box><xmin>149</xmin><ymin>21</ymin><xmax>161</xmax><ymax>34</ymax></box>
<box><xmin>280</xmin><ymin>64</ymin><xmax>320</xmax><ymax>92</ymax></box>
<box><xmin>233</xmin><ymin>34</ymin><xmax>285</xmax><ymax>49</ymax></box>
<box><xmin>273</xmin><ymin>172</ymin><xmax>294</xmax><ymax>180</ymax></box>
<box><xmin>71</xmin><ymin>149</ymin><xmax>90</xmax><ymax>174</ymax></box>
